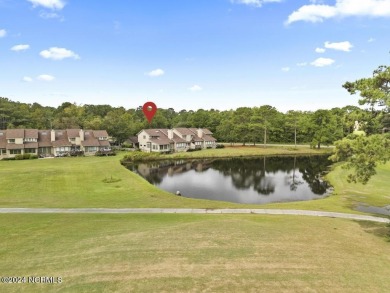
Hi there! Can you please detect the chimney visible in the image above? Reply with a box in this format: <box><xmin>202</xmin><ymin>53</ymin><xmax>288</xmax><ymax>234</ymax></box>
<box><xmin>51</xmin><ymin>129</ymin><xmax>55</xmax><ymax>142</ymax></box>
<box><xmin>79</xmin><ymin>129</ymin><xmax>84</xmax><ymax>141</ymax></box>
<box><xmin>197</xmin><ymin>128</ymin><xmax>203</xmax><ymax>138</ymax></box>
<box><xmin>167</xmin><ymin>129</ymin><xmax>174</xmax><ymax>139</ymax></box>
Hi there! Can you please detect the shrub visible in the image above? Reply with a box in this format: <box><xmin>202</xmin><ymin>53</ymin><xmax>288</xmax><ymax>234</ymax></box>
<box><xmin>216</xmin><ymin>144</ymin><xmax>225</xmax><ymax>149</ymax></box>
<box><xmin>95</xmin><ymin>150</ymin><xmax>117</xmax><ymax>157</ymax></box>
<box><xmin>102</xmin><ymin>176</ymin><xmax>122</xmax><ymax>183</ymax></box>
<box><xmin>121</xmin><ymin>143</ymin><xmax>132</xmax><ymax>148</ymax></box>
<box><xmin>1</xmin><ymin>157</ymin><xmax>15</xmax><ymax>161</ymax></box>
<box><xmin>120</xmin><ymin>151</ymin><xmax>160</xmax><ymax>163</ymax></box>
<box><xmin>23</xmin><ymin>154</ymin><xmax>31</xmax><ymax>159</ymax></box>
<box><xmin>15</xmin><ymin>154</ymin><xmax>24</xmax><ymax>160</ymax></box>
<box><xmin>70</xmin><ymin>150</ymin><xmax>84</xmax><ymax>157</ymax></box>
<box><xmin>187</xmin><ymin>148</ymin><xmax>201</xmax><ymax>152</ymax></box>
<box><xmin>29</xmin><ymin>155</ymin><xmax>38</xmax><ymax>159</ymax></box>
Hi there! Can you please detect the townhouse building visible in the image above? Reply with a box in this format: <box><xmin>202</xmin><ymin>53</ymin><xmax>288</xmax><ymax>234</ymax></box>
<box><xmin>137</xmin><ymin>128</ymin><xmax>216</xmax><ymax>153</ymax></box>
<box><xmin>0</xmin><ymin>128</ymin><xmax>110</xmax><ymax>158</ymax></box>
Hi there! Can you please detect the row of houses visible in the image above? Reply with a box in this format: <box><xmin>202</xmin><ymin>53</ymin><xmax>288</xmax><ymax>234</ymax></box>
<box><xmin>137</xmin><ymin>128</ymin><xmax>217</xmax><ymax>153</ymax></box>
<box><xmin>0</xmin><ymin>129</ymin><xmax>110</xmax><ymax>158</ymax></box>
<box><xmin>0</xmin><ymin>127</ymin><xmax>218</xmax><ymax>158</ymax></box>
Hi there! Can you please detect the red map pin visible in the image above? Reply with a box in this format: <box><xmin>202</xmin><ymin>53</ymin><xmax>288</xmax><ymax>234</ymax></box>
<box><xmin>142</xmin><ymin>101</ymin><xmax>157</xmax><ymax>123</ymax></box>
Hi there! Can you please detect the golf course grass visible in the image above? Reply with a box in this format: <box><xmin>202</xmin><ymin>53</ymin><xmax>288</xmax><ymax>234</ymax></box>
<box><xmin>1</xmin><ymin>146</ymin><xmax>389</xmax><ymax>292</ymax></box>
<box><xmin>165</xmin><ymin>144</ymin><xmax>332</xmax><ymax>159</ymax></box>
<box><xmin>0</xmin><ymin>214</ymin><xmax>389</xmax><ymax>293</ymax></box>
<box><xmin>0</xmin><ymin>146</ymin><xmax>388</xmax><ymax>214</ymax></box>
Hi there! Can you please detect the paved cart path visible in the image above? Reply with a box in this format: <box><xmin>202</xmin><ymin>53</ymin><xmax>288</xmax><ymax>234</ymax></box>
<box><xmin>0</xmin><ymin>208</ymin><xmax>388</xmax><ymax>223</ymax></box>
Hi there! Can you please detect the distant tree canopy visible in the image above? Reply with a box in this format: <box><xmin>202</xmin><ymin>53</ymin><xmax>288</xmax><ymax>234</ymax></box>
<box><xmin>0</xmin><ymin>95</ymin><xmax>388</xmax><ymax>149</ymax></box>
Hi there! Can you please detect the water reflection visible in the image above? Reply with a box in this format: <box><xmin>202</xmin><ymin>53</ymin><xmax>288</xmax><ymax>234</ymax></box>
<box><xmin>126</xmin><ymin>156</ymin><xmax>332</xmax><ymax>204</ymax></box>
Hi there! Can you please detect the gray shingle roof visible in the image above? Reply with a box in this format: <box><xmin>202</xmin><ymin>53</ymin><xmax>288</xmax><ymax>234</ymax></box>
<box><xmin>174</xmin><ymin>128</ymin><xmax>195</xmax><ymax>135</ymax></box>
<box><xmin>25</xmin><ymin>129</ymin><xmax>38</xmax><ymax>138</ymax></box>
<box><xmin>93</xmin><ymin>130</ymin><xmax>109</xmax><ymax>137</ymax></box>
<box><xmin>5</xmin><ymin>129</ymin><xmax>24</xmax><ymax>139</ymax></box>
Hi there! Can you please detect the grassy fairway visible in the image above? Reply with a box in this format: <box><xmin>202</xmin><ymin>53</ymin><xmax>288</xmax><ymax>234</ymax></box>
<box><xmin>165</xmin><ymin>144</ymin><xmax>331</xmax><ymax>159</ymax></box>
<box><xmin>326</xmin><ymin>162</ymin><xmax>390</xmax><ymax>208</ymax></box>
<box><xmin>0</xmin><ymin>146</ymin><xmax>389</xmax><ymax>214</ymax></box>
<box><xmin>0</xmin><ymin>147</ymin><xmax>332</xmax><ymax>210</ymax></box>
<box><xmin>0</xmin><ymin>154</ymin><xmax>229</xmax><ymax>209</ymax></box>
<box><xmin>0</xmin><ymin>214</ymin><xmax>389</xmax><ymax>293</ymax></box>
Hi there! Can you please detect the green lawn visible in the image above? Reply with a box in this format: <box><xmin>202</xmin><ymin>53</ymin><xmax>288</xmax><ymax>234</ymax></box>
<box><xmin>165</xmin><ymin>144</ymin><xmax>331</xmax><ymax>159</ymax></box>
<box><xmin>0</xmin><ymin>214</ymin><xmax>389</xmax><ymax>293</ymax></box>
<box><xmin>0</xmin><ymin>147</ymin><xmax>388</xmax><ymax>214</ymax></box>
<box><xmin>326</xmin><ymin>163</ymin><xmax>390</xmax><ymax>208</ymax></box>
<box><xmin>1</xmin><ymin>147</ymin><xmax>389</xmax><ymax>292</ymax></box>
<box><xmin>0</xmin><ymin>147</ymin><xmax>331</xmax><ymax>210</ymax></box>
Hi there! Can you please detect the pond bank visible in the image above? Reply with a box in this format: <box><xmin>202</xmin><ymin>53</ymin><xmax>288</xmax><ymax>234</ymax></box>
<box><xmin>120</xmin><ymin>145</ymin><xmax>332</xmax><ymax>163</ymax></box>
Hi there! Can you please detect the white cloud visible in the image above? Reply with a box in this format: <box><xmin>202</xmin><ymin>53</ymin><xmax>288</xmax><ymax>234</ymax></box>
<box><xmin>315</xmin><ymin>47</ymin><xmax>326</xmax><ymax>53</ymax></box>
<box><xmin>37</xmin><ymin>74</ymin><xmax>55</xmax><ymax>81</ymax></box>
<box><xmin>27</xmin><ymin>0</ymin><xmax>65</xmax><ymax>10</ymax></box>
<box><xmin>11</xmin><ymin>44</ymin><xmax>30</xmax><ymax>52</ymax></box>
<box><xmin>281</xmin><ymin>67</ymin><xmax>290</xmax><ymax>72</ymax></box>
<box><xmin>147</xmin><ymin>69</ymin><xmax>165</xmax><ymax>77</ymax></box>
<box><xmin>22</xmin><ymin>76</ymin><xmax>33</xmax><ymax>82</ymax></box>
<box><xmin>0</xmin><ymin>29</ymin><xmax>6</xmax><ymax>38</ymax></box>
<box><xmin>368</xmin><ymin>37</ymin><xmax>375</xmax><ymax>42</ymax></box>
<box><xmin>40</xmin><ymin>47</ymin><xmax>80</xmax><ymax>60</ymax></box>
<box><xmin>230</xmin><ymin>0</ymin><xmax>281</xmax><ymax>8</ymax></box>
<box><xmin>324</xmin><ymin>41</ymin><xmax>353</xmax><ymax>52</ymax></box>
<box><xmin>286</xmin><ymin>0</ymin><xmax>390</xmax><ymax>25</ymax></box>
<box><xmin>39</xmin><ymin>11</ymin><xmax>63</xmax><ymax>20</ymax></box>
<box><xmin>297</xmin><ymin>62</ymin><xmax>308</xmax><ymax>66</ymax></box>
<box><xmin>311</xmin><ymin>57</ymin><xmax>335</xmax><ymax>67</ymax></box>
<box><xmin>189</xmin><ymin>85</ymin><xmax>203</xmax><ymax>91</ymax></box>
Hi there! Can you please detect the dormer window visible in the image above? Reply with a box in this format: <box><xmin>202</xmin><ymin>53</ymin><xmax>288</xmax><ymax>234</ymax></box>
<box><xmin>8</xmin><ymin>139</ymin><xmax>15</xmax><ymax>143</ymax></box>
<box><xmin>98</xmin><ymin>137</ymin><xmax>106</xmax><ymax>141</ymax></box>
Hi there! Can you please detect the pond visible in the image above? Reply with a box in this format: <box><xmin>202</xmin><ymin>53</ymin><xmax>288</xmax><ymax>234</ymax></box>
<box><xmin>126</xmin><ymin>156</ymin><xmax>333</xmax><ymax>205</ymax></box>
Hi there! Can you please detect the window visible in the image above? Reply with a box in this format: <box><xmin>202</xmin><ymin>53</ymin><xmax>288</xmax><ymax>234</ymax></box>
<box><xmin>85</xmin><ymin>146</ymin><xmax>98</xmax><ymax>152</ymax></box>
<box><xmin>10</xmin><ymin>149</ymin><xmax>22</xmax><ymax>154</ymax></box>
<box><xmin>98</xmin><ymin>137</ymin><xmax>106</xmax><ymax>140</ymax></box>
<box><xmin>70</xmin><ymin>138</ymin><xmax>76</xmax><ymax>142</ymax></box>
<box><xmin>56</xmin><ymin>147</ymin><xmax>70</xmax><ymax>152</ymax></box>
<box><xmin>39</xmin><ymin>147</ymin><xmax>51</xmax><ymax>154</ymax></box>
<box><xmin>24</xmin><ymin>138</ymin><xmax>37</xmax><ymax>142</ymax></box>
<box><xmin>0</xmin><ymin>149</ymin><xmax>5</xmax><ymax>154</ymax></box>
<box><xmin>25</xmin><ymin>148</ymin><xmax>36</xmax><ymax>154</ymax></box>
<box><xmin>143</xmin><ymin>135</ymin><xmax>146</xmax><ymax>139</ymax></box>
<box><xmin>8</xmin><ymin>139</ymin><xmax>15</xmax><ymax>143</ymax></box>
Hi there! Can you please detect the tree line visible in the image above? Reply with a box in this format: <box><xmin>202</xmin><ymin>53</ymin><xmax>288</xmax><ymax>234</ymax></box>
<box><xmin>0</xmin><ymin>97</ymin><xmax>389</xmax><ymax>148</ymax></box>
<box><xmin>1</xmin><ymin>63</ymin><xmax>390</xmax><ymax>183</ymax></box>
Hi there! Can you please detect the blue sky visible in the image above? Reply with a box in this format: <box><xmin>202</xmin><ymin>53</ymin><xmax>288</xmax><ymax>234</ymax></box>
<box><xmin>1</xmin><ymin>0</ymin><xmax>390</xmax><ymax>112</ymax></box>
